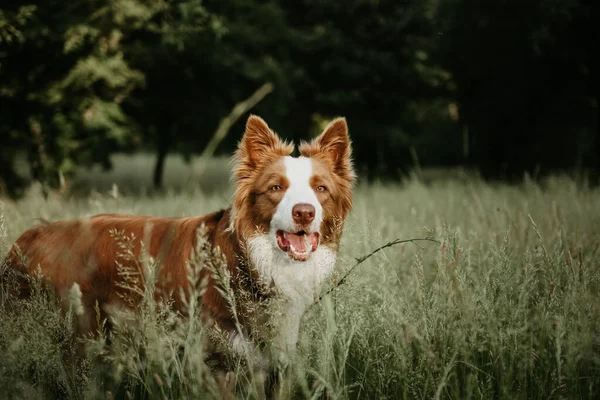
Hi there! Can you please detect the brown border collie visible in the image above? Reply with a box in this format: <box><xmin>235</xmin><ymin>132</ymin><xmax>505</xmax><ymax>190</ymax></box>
<box><xmin>2</xmin><ymin>115</ymin><xmax>355</xmax><ymax>391</ymax></box>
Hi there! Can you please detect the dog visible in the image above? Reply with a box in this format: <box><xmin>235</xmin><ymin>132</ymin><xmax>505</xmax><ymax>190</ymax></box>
<box><xmin>1</xmin><ymin>115</ymin><xmax>355</xmax><ymax>395</ymax></box>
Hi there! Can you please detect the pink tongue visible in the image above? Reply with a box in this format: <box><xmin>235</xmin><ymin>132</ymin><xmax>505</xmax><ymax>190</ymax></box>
<box><xmin>286</xmin><ymin>233</ymin><xmax>309</xmax><ymax>252</ymax></box>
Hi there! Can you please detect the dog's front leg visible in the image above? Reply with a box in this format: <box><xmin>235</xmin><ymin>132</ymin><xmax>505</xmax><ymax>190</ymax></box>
<box><xmin>265</xmin><ymin>301</ymin><xmax>307</xmax><ymax>399</ymax></box>
<box><xmin>215</xmin><ymin>370</ymin><xmax>236</xmax><ymax>400</ymax></box>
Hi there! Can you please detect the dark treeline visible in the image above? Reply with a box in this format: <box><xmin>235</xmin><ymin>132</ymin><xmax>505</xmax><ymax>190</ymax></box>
<box><xmin>1</xmin><ymin>0</ymin><xmax>598</xmax><ymax>195</ymax></box>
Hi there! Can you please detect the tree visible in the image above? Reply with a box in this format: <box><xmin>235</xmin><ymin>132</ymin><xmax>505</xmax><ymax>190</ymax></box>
<box><xmin>3</xmin><ymin>0</ymin><xmax>597</xmax><ymax>193</ymax></box>
<box><xmin>120</xmin><ymin>0</ymin><xmax>226</xmax><ymax>189</ymax></box>
<box><xmin>124</xmin><ymin>0</ymin><xmax>305</xmax><ymax>188</ymax></box>
<box><xmin>282</xmin><ymin>0</ymin><xmax>455</xmax><ymax>179</ymax></box>
<box><xmin>433</xmin><ymin>0</ymin><xmax>598</xmax><ymax>179</ymax></box>
<box><xmin>0</xmin><ymin>1</ymin><xmax>156</xmax><ymax>194</ymax></box>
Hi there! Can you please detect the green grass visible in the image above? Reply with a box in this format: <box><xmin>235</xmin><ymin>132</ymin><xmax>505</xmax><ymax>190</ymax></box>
<box><xmin>1</xmin><ymin>156</ymin><xmax>600</xmax><ymax>399</ymax></box>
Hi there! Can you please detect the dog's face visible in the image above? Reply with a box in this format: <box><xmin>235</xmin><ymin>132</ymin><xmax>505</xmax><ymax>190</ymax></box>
<box><xmin>232</xmin><ymin>115</ymin><xmax>355</xmax><ymax>261</ymax></box>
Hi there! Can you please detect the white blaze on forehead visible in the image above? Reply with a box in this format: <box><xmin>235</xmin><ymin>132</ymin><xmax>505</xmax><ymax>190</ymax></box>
<box><xmin>271</xmin><ymin>156</ymin><xmax>322</xmax><ymax>233</ymax></box>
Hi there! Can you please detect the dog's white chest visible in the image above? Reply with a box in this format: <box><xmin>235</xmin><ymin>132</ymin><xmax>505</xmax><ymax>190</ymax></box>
<box><xmin>246</xmin><ymin>234</ymin><xmax>336</xmax><ymax>303</ymax></box>
<box><xmin>245</xmin><ymin>235</ymin><xmax>336</xmax><ymax>353</ymax></box>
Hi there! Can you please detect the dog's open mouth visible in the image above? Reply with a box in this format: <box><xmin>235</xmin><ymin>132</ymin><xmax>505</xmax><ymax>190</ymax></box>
<box><xmin>276</xmin><ymin>230</ymin><xmax>320</xmax><ymax>261</ymax></box>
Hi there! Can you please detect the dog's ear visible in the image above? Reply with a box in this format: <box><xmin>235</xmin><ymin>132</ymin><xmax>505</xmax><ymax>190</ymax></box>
<box><xmin>234</xmin><ymin>115</ymin><xmax>293</xmax><ymax>178</ymax></box>
<box><xmin>300</xmin><ymin>117</ymin><xmax>355</xmax><ymax>181</ymax></box>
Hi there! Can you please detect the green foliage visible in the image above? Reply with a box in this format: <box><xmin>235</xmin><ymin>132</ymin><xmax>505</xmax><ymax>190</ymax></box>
<box><xmin>1</xmin><ymin>163</ymin><xmax>600</xmax><ymax>399</ymax></box>
<box><xmin>280</xmin><ymin>0</ymin><xmax>458</xmax><ymax>178</ymax></box>
<box><xmin>0</xmin><ymin>5</ymin><xmax>37</xmax><ymax>45</ymax></box>
<box><xmin>433</xmin><ymin>0</ymin><xmax>599</xmax><ymax>178</ymax></box>
<box><xmin>0</xmin><ymin>0</ymin><xmax>156</xmax><ymax>192</ymax></box>
<box><xmin>1</xmin><ymin>0</ymin><xmax>599</xmax><ymax>193</ymax></box>
<box><xmin>0</xmin><ymin>0</ymin><xmax>457</xmax><ymax>192</ymax></box>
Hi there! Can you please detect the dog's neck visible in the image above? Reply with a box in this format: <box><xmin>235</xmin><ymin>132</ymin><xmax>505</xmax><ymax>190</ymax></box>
<box><xmin>245</xmin><ymin>232</ymin><xmax>336</xmax><ymax>304</ymax></box>
<box><xmin>213</xmin><ymin>209</ymin><xmax>337</xmax><ymax>355</ymax></box>
<box><xmin>219</xmin><ymin>207</ymin><xmax>337</xmax><ymax>303</ymax></box>
<box><xmin>245</xmin><ymin>231</ymin><xmax>337</xmax><ymax>355</ymax></box>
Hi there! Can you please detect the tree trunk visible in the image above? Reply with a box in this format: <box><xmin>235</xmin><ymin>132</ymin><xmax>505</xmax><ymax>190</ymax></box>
<box><xmin>27</xmin><ymin>118</ymin><xmax>49</xmax><ymax>198</ymax></box>
<box><xmin>153</xmin><ymin>125</ymin><xmax>173</xmax><ymax>189</ymax></box>
<box><xmin>595</xmin><ymin>93</ymin><xmax>600</xmax><ymax>182</ymax></box>
<box><xmin>0</xmin><ymin>156</ymin><xmax>25</xmax><ymax>198</ymax></box>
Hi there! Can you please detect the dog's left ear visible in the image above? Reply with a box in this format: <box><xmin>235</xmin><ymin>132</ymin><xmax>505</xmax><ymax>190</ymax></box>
<box><xmin>300</xmin><ymin>117</ymin><xmax>355</xmax><ymax>180</ymax></box>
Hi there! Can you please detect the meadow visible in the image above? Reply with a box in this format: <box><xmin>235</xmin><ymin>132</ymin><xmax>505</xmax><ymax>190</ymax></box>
<box><xmin>1</xmin><ymin>155</ymin><xmax>600</xmax><ymax>399</ymax></box>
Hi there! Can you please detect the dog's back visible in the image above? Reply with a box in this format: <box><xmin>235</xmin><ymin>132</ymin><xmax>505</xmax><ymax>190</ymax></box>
<box><xmin>2</xmin><ymin>210</ymin><xmax>228</xmax><ymax>330</ymax></box>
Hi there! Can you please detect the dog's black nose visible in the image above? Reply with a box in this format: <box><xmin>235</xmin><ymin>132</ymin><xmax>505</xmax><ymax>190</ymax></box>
<box><xmin>292</xmin><ymin>203</ymin><xmax>315</xmax><ymax>225</ymax></box>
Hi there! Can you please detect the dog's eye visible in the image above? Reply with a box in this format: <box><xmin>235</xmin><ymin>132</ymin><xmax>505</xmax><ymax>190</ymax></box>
<box><xmin>270</xmin><ymin>185</ymin><xmax>283</xmax><ymax>191</ymax></box>
<box><xmin>316</xmin><ymin>185</ymin><xmax>327</xmax><ymax>192</ymax></box>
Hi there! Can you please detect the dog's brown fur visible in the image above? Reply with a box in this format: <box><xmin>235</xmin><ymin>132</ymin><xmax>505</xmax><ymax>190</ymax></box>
<box><xmin>1</xmin><ymin>115</ymin><xmax>355</xmax><ymax>396</ymax></box>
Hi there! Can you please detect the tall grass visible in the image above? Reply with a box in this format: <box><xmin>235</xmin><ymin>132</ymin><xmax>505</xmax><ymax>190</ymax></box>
<box><xmin>1</xmin><ymin>160</ymin><xmax>599</xmax><ymax>399</ymax></box>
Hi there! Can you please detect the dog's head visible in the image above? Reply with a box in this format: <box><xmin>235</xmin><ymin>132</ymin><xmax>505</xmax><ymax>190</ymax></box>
<box><xmin>232</xmin><ymin>115</ymin><xmax>355</xmax><ymax>261</ymax></box>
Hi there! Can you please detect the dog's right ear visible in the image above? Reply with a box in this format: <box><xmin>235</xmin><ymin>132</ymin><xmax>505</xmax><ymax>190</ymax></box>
<box><xmin>240</xmin><ymin>116</ymin><xmax>281</xmax><ymax>165</ymax></box>
<box><xmin>234</xmin><ymin>115</ymin><xmax>293</xmax><ymax>179</ymax></box>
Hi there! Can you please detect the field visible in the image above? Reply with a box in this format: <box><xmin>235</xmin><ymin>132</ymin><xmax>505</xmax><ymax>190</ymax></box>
<box><xmin>1</xmin><ymin>155</ymin><xmax>600</xmax><ymax>399</ymax></box>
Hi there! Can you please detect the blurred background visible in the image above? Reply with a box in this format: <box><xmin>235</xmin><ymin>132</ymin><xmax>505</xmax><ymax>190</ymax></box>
<box><xmin>0</xmin><ymin>0</ymin><xmax>598</xmax><ymax>197</ymax></box>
